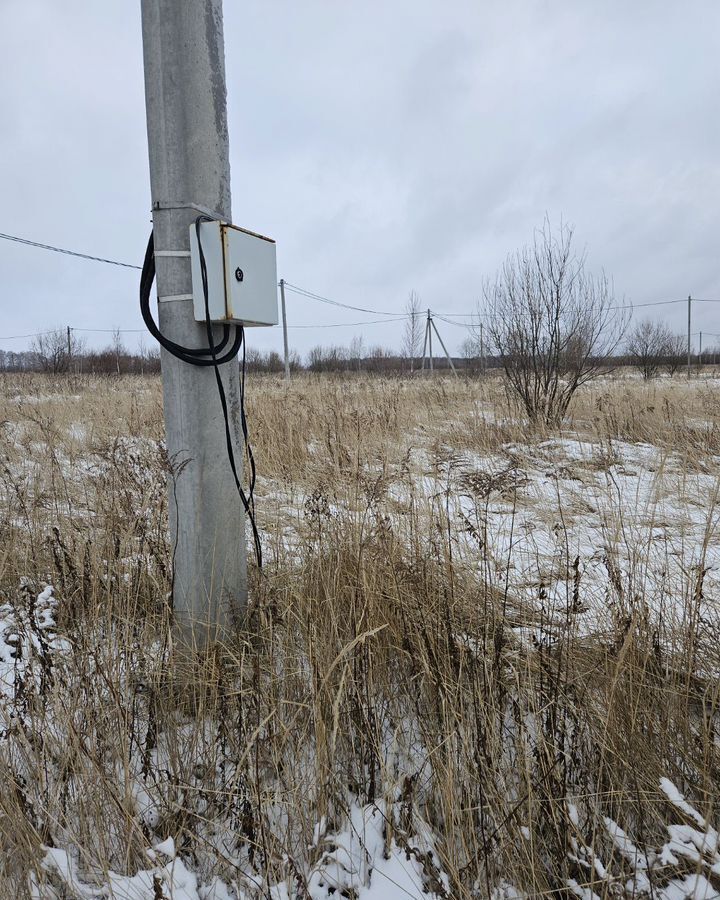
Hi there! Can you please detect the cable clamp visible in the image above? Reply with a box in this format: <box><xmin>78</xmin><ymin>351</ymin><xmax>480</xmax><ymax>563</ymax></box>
<box><xmin>158</xmin><ymin>293</ymin><xmax>194</xmax><ymax>304</ymax></box>
<box><xmin>152</xmin><ymin>200</ymin><xmax>227</xmax><ymax>221</ymax></box>
<box><xmin>153</xmin><ymin>250</ymin><xmax>191</xmax><ymax>258</ymax></box>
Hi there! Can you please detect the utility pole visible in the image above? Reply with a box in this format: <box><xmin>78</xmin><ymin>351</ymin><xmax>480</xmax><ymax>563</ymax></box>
<box><xmin>420</xmin><ymin>314</ymin><xmax>429</xmax><ymax>371</ymax></box>
<box><xmin>141</xmin><ymin>0</ymin><xmax>246</xmax><ymax>643</ymax></box>
<box><xmin>427</xmin><ymin>309</ymin><xmax>433</xmax><ymax>373</ymax></box>
<box><xmin>699</xmin><ymin>331</ymin><xmax>703</xmax><ymax>372</ymax></box>
<box><xmin>687</xmin><ymin>295</ymin><xmax>692</xmax><ymax>379</ymax></box>
<box><xmin>429</xmin><ymin>317</ymin><xmax>458</xmax><ymax>378</ymax></box>
<box><xmin>479</xmin><ymin>322</ymin><xmax>485</xmax><ymax>376</ymax></box>
<box><xmin>279</xmin><ymin>278</ymin><xmax>290</xmax><ymax>381</ymax></box>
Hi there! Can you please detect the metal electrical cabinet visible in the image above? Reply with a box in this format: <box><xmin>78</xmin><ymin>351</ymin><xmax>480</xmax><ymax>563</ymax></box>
<box><xmin>189</xmin><ymin>220</ymin><xmax>278</xmax><ymax>326</ymax></box>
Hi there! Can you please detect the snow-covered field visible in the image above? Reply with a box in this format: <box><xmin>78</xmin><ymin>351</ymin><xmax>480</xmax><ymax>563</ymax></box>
<box><xmin>1</xmin><ymin>374</ymin><xmax>719</xmax><ymax>898</ymax></box>
<box><xmin>257</xmin><ymin>426</ymin><xmax>720</xmax><ymax>672</ymax></box>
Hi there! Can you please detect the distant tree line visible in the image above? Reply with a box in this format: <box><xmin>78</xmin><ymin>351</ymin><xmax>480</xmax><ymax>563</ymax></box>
<box><xmin>1</xmin><ymin>294</ymin><xmax>709</xmax><ymax>386</ymax></box>
<box><xmin>0</xmin><ymin>329</ymin><xmax>161</xmax><ymax>375</ymax></box>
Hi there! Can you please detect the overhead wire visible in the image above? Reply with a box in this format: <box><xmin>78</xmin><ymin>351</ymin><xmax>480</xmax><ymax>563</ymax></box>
<box><xmin>287</xmin><ymin>316</ymin><xmax>409</xmax><ymax>329</ymax></box>
<box><xmin>3</xmin><ymin>226</ymin><xmax>720</xmax><ymax>348</ymax></box>
<box><xmin>73</xmin><ymin>327</ymin><xmax>146</xmax><ymax>334</ymax></box>
<box><xmin>282</xmin><ymin>282</ymin><xmax>401</xmax><ymax>317</ymax></box>
<box><xmin>0</xmin><ymin>329</ymin><xmax>62</xmax><ymax>341</ymax></box>
<box><xmin>0</xmin><ymin>231</ymin><xmax>141</xmax><ymax>270</ymax></box>
<box><xmin>434</xmin><ymin>314</ymin><xmax>475</xmax><ymax>329</ymax></box>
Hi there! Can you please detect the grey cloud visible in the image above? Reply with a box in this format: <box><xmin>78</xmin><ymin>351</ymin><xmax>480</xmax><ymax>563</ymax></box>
<box><xmin>1</xmin><ymin>0</ymin><xmax>718</xmax><ymax>357</ymax></box>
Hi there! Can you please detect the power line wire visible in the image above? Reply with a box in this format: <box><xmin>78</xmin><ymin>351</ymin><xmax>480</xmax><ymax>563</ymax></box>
<box><xmin>436</xmin><ymin>298</ymin><xmax>720</xmax><ymax>329</ymax></box>
<box><xmin>73</xmin><ymin>327</ymin><xmax>146</xmax><ymax>334</ymax></box>
<box><xmin>2</xmin><ymin>228</ymin><xmax>719</xmax><ymax>337</ymax></box>
<box><xmin>0</xmin><ymin>231</ymin><xmax>142</xmax><ymax>270</ymax></box>
<box><xmin>284</xmin><ymin>285</ymin><xmax>494</xmax><ymax>323</ymax></box>
<box><xmin>611</xmin><ymin>298</ymin><xmax>686</xmax><ymax>310</ymax></box>
<box><xmin>282</xmin><ymin>282</ymin><xmax>400</xmax><ymax>317</ymax></box>
<box><xmin>287</xmin><ymin>316</ymin><xmax>409</xmax><ymax>329</ymax></box>
<box><xmin>434</xmin><ymin>318</ymin><xmax>472</xmax><ymax>330</ymax></box>
<box><xmin>3</xmin><ymin>228</ymin><xmax>720</xmax><ymax>312</ymax></box>
<box><xmin>0</xmin><ymin>330</ymin><xmax>60</xmax><ymax>341</ymax></box>
<box><xmin>0</xmin><ymin>327</ymin><xmax>146</xmax><ymax>342</ymax></box>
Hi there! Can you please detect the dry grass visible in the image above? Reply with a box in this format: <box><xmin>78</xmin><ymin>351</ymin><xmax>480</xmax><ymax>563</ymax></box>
<box><xmin>0</xmin><ymin>370</ymin><xmax>719</xmax><ymax>898</ymax></box>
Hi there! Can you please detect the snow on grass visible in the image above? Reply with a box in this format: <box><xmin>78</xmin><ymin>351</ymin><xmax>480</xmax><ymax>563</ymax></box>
<box><xmin>36</xmin><ymin>802</ymin><xmax>450</xmax><ymax>899</ymax></box>
<box><xmin>255</xmin><ymin>431</ymin><xmax>720</xmax><ymax>653</ymax></box>
<box><xmin>3</xmin><ymin>380</ymin><xmax>720</xmax><ymax>897</ymax></box>
<box><xmin>0</xmin><ymin>581</ymin><xmax>68</xmax><ymax>706</ymax></box>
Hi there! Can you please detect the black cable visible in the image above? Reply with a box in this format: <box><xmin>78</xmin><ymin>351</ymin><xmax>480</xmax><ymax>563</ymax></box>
<box><xmin>194</xmin><ymin>216</ymin><xmax>262</xmax><ymax>568</ymax></box>
<box><xmin>140</xmin><ymin>223</ymin><xmax>262</xmax><ymax>569</ymax></box>
<box><xmin>140</xmin><ymin>233</ymin><xmax>242</xmax><ymax>365</ymax></box>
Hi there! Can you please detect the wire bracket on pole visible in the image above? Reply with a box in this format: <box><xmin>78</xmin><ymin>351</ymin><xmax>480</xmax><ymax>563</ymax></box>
<box><xmin>152</xmin><ymin>200</ymin><xmax>226</xmax><ymax>220</ymax></box>
<box><xmin>157</xmin><ymin>293</ymin><xmax>194</xmax><ymax>303</ymax></box>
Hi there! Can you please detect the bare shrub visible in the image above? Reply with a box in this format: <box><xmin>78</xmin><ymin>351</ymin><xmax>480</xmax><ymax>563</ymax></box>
<box><xmin>627</xmin><ymin>317</ymin><xmax>679</xmax><ymax>379</ymax></box>
<box><xmin>30</xmin><ymin>328</ymin><xmax>86</xmax><ymax>374</ymax></box>
<box><xmin>663</xmin><ymin>332</ymin><xmax>686</xmax><ymax>376</ymax></box>
<box><xmin>484</xmin><ymin>220</ymin><xmax>626</xmax><ymax>426</ymax></box>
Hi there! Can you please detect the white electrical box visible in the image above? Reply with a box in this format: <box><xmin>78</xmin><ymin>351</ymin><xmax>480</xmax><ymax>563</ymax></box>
<box><xmin>189</xmin><ymin>220</ymin><xmax>278</xmax><ymax>326</ymax></box>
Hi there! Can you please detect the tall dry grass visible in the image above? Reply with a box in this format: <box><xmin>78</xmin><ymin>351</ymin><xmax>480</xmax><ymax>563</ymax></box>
<box><xmin>0</xmin><ymin>371</ymin><xmax>718</xmax><ymax>898</ymax></box>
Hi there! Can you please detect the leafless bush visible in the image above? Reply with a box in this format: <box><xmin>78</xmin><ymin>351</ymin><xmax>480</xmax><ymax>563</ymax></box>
<box><xmin>664</xmin><ymin>332</ymin><xmax>686</xmax><ymax>376</ymax></box>
<box><xmin>245</xmin><ymin>347</ymin><xmax>298</xmax><ymax>374</ymax></box>
<box><xmin>484</xmin><ymin>220</ymin><xmax>626</xmax><ymax>426</ymax></box>
<box><xmin>627</xmin><ymin>318</ymin><xmax>682</xmax><ymax>379</ymax></box>
<box><xmin>307</xmin><ymin>343</ymin><xmax>348</xmax><ymax>372</ymax></box>
<box><xmin>30</xmin><ymin>328</ymin><xmax>86</xmax><ymax>374</ymax></box>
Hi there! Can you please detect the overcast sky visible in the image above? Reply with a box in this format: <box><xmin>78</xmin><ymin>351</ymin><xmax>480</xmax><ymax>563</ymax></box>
<box><xmin>1</xmin><ymin>1</ymin><xmax>719</xmax><ymax>358</ymax></box>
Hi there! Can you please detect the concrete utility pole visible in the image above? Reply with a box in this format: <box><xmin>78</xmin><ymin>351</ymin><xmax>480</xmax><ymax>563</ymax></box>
<box><xmin>141</xmin><ymin>0</ymin><xmax>246</xmax><ymax>643</ymax></box>
<box><xmin>279</xmin><ymin>278</ymin><xmax>290</xmax><ymax>380</ymax></box>
<box><xmin>420</xmin><ymin>315</ymin><xmax>429</xmax><ymax>371</ymax></box>
<box><xmin>430</xmin><ymin>317</ymin><xmax>458</xmax><ymax>377</ymax></box>
<box><xmin>687</xmin><ymin>295</ymin><xmax>692</xmax><ymax>379</ymax></box>
<box><xmin>427</xmin><ymin>309</ymin><xmax>433</xmax><ymax>372</ymax></box>
<box><xmin>479</xmin><ymin>322</ymin><xmax>485</xmax><ymax>376</ymax></box>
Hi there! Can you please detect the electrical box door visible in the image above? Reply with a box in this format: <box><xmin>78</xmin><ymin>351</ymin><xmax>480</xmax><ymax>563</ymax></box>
<box><xmin>189</xmin><ymin>220</ymin><xmax>278</xmax><ymax>326</ymax></box>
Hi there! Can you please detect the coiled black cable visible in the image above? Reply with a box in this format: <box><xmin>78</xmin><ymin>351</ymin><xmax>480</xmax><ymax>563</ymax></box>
<box><xmin>140</xmin><ymin>232</ymin><xmax>243</xmax><ymax>364</ymax></box>
<box><xmin>140</xmin><ymin>220</ymin><xmax>262</xmax><ymax>568</ymax></box>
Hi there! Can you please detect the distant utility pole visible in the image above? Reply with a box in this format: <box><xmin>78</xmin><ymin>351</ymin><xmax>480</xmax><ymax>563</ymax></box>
<box><xmin>479</xmin><ymin>322</ymin><xmax>485</xmax><ymax>376</ymax></box>
<box><xmin>66</xmin><ymin>325</ymin><xmax>72</xmax><ymax>371</ymax></box>
<box><xmin>279</xmin><ymin>278</ymin><xmax>290</xmax><ymax>380</ymax></box>
<box><xmin>420</xmin><ymin>313</ymin><xmax>428</xmax><ymax>371</ymax></box>
<box><xmin>699</xmin><ymin>331</ymin><xmax>703</xmax><ymax>371</ymax></box>
<box><xmin>141</xmin><ymin>0</ymin><xmax>246</xmax><ymax>643</ymax></box>
<box><xmin>430</xmin><ymin>316</ymin><xmax>458</xmax><ymax>378</ymax></box>
<box><xmin>420</xmin><ymin>309</ymin><xmax>458</xmax><ymax>377</ymax></box>
<box><xmin>427</xmin><ymin>310</ymin><xmax>432</xmax><ymax>373</ymax></box>
<box><xmin>687</xmin><ymin>295</ymin><xmax>692</xmax><ymax>379</ymax></box>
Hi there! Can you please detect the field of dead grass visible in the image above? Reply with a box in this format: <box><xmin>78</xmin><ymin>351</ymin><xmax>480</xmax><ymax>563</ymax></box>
<box><xmin>0</xmin><ymin>370</ymin><xmax>719</xmax><ymax>899</ymax></box>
